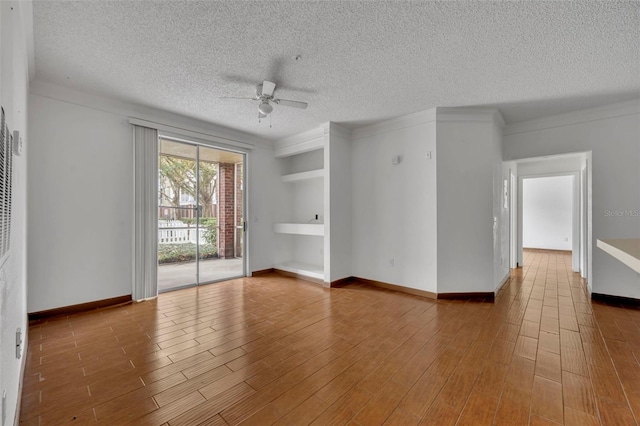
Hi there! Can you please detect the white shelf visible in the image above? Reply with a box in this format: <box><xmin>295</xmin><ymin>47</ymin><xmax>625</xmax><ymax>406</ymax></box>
<box><xmin>275</xmin><ymin>261</ymin><xmax>324</xmax><ymax>280</ymax></box>
<box><xmin>274</xmin><ymin>223</ymin><xmax>324</xmax><ymax>236</ymax></box>
<box><xmin>281</xmin><ymin>169</ymin><xmax>324</xmax><ymax>183</ymax></box>
<box><xmin>597</xmin><ymin>238</ymin><xmax>640</xmax><ymax>273</ymax></box>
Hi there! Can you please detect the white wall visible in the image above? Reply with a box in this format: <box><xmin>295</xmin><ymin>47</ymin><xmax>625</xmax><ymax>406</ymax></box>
<box><xmin>351</xmin><ymin>108</ymin><xmax>506</xmax><ymax>295</ymax></box>
<box><xmin>326</xmin><ymin>124</ymin><xmax>352</xmax><ymax>282</ymax></box>
<box><xmin>28</xmin><ymin>82</ymin><xmax>276</xmax><ymax>313</ymax></box>
<box><xmin>580</xmin><ymin>159</ymin><xmax>588</xmax><ymax>280</ymax></box>
<box><xmin>507</xmin><ymin>162</ymin><xmax>519</xmax><ymax>269</ymax></box>
<box><xmin>0</xmin><ymin>1</ymin><xmax>30</xmax><ymax>423</ymax></box>
<box><xmin>242</xmin><ymin>143</ymin><xmax>281</xmax><ymax>274</ymax></box>
<box><xmin>522</xmin><ymin>176</ymin><xmax>574</xmax><ymax>250</ymax></box>
<box><xmin>28</xmin><ymin>95</ymin><xmax>133</xmax><ymax>312</ymax></box>
<box><xmin>436</xmin><ymin>112</ymin><xmax>506</xmax><ymax>294</ymax></box>
<box><xmin>351</xmin><ymin>112</ymin><xmax>438</xmax><ymax>293</ymax></box>
<box><xmin>504</xmin><ymin>100</ymin><xmax>640</xmax><ymax>298</ymax></box>
<box><xmin>494</xmin><ymin>127</ymin><xmax>510</xmax><ymax>290</ymax></box>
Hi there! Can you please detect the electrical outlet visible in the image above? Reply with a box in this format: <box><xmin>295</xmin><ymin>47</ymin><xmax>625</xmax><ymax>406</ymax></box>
<box><xmin>390</xmin><ymin>258</ymin><xmax>395</xmax><ymax>267</ymax></box>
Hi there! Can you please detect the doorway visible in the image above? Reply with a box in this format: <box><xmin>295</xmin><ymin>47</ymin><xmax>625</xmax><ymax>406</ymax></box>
<box><xmin>522</xmin><ymin>175</ymin><xmax>575</xmax><ymax>253</ymax></box>
<box><xmin>157</xmin><ymin>137</ymin><xmax>245</xmax><ymax>292</ymax></box>
<box><xmin>508</xmin><ymin>152</ymin><xmax>591</xmax><ymax>286</ymax></box>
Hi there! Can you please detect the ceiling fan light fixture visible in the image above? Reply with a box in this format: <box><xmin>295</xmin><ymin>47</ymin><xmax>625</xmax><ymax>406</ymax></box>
<box><xmin>258</xmin><ymin>101</ymin><xmax>273</xmax><ymax>115</ymax></box>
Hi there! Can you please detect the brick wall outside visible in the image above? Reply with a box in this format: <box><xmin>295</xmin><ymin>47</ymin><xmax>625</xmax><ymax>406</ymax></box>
<box><xmin>218</xmin><ymin>163</ymin><xmax>236</xmax><ymax>258</ymax></box>
<box><xmin>235</xmin><ymin>163</ymin><xmax>243</xmax><ymax>257</ymax></box>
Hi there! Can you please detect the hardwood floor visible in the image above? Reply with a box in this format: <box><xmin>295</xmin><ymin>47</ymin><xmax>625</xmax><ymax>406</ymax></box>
<box><xmin>20</xmin><ymin>250</ymin><xmax>640</xmax><ymax>425</ymax></box>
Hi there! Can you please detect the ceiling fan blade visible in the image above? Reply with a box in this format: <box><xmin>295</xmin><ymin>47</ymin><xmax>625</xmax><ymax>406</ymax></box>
<box><xmin>262</xmin><ymin>80</ymin><xmax>276</xmax><ymax>97</ymax></box>
<box><xmin>274</xmin><ymin>99</ymin><xmax>308</xmax><ymax>109</ymax></box>
<box><xmin>220</xmin><ymin>96</ymin><xmax>257</xmax><ymax>100</ymax></box>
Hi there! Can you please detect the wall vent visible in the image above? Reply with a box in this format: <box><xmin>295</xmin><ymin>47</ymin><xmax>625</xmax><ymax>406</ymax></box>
<box><xmin>0</xmin><ymin>107</ymin><xmax>14</xmax><ymax>261</ymax></box>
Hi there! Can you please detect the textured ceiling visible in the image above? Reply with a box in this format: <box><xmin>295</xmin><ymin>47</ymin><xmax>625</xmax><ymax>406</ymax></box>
<box><xmin>32</xmin><ymin>1</ymin><xmax>640</xmax><ymax>140</ymax></box>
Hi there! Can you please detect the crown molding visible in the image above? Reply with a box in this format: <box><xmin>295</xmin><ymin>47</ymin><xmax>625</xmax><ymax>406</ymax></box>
<box><xmin>352</xmin><ymin>108</ymin><xmax>437</xmax><ymax>140</ymax></box>
<box><xmin>273</xmin><ymin>124</ymin><xmax>326</xmax><ymax>157</ymax></box>
<box><xmin>504</xmin><ymin>98</ymin><xmax>640</xmax><ymax>136</ymax></box>
<box><xmin>352</xmin><ymin>107</ymin><xmax>505</xmax><ymax>140</ymax></box>
<box><xmin>29</xmin><ymin>79</ymin><xmax>268</xmax><ymax>148</ymax></box>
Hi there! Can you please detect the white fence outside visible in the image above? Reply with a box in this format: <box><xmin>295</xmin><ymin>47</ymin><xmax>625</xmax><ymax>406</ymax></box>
<box><xmin>159</xmin><ymin>220</ymin><xmax>186</xmax><ymax>228</ymax></box>
<box><xmin>158</xmin><ymin>220</ymin><xmax>208</xmax><ymax>245</ymax></box>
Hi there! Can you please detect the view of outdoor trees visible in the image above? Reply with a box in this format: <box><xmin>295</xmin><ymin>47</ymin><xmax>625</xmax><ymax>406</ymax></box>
<box><xmin>158</xmin><ymin>154</ymin><xmax>218</xmax><ymax>265</ymax></box>
<box><xmin>159</xmin><ymin>156</ymin><xmax>217</xmax><ymax>216</ymax></box>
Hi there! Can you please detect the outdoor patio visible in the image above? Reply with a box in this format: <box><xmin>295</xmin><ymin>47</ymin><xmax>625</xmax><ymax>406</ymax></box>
<box><xmin>157</xmin><ymin>257</ymin><xmax>243</xmax><ymax>292</ymax></box>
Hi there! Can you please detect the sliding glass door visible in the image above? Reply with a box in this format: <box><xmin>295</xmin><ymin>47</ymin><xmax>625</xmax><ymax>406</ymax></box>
<box><xmin>197</xmin><ymin>145</ymin><xmax>244</xmax><ymax>284</ymax></box>
<box><xmin>157</xmin><ymin>138</ymin><xmax>245</xmax><ymax>292</ymax></box>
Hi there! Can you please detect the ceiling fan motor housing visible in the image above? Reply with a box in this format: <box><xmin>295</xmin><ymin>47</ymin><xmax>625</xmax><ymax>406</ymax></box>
<box><xmin>258</xmin><ymin>101</ymin><xmax>273</xmax><ymax>115</ymax></box>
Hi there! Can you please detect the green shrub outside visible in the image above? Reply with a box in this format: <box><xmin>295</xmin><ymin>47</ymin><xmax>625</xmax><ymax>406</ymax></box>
<box><xmin>200</xmin><ymin>218</ymin><xmax>217</xmax><ymax>246</ymax></box>
<box><xmin>158</xmin><ymin>243</ymin><xmax>217</xmax><ymax>264</ymax></box>
<box><xmin>157</xmin><ymin>217</ymin><xmax>217</xmax><ymax>263</ymax></box>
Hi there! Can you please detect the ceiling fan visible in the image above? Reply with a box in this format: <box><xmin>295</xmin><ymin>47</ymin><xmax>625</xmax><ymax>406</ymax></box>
<box><xmin>222</xmin><ymin>80</ymin><xmax>308</xmax><ymax>119</ymax></box>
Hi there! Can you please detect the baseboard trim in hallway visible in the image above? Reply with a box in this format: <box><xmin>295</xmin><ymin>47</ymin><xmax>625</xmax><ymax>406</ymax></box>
<box><xmin>350</xmin><ymin>277</ymin><xmax>496</xmax><ymax>301</ymax></box>
<box><xmin>436</xmin><ymin>291</ymin><xmax>495</xmax><ymax>301</ymax></box>
<box><xmin>352</xmin><ymin>276</ymin><xmax>438</xmax><ymax>299</ymax></box>
<box><xmin>523</xmin><ymin>248</ymin><xmax>573</xmax><ymax>254</ymax></box>
<box><xmin>592</xmin><ymin>292</ymin><xmax>640</xmax><ymax>307</ymax></box>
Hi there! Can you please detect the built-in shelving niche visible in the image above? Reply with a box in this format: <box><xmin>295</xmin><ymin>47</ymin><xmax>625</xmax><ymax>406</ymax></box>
<box><xmin>273</xmin><ymin>141</ymin><xmax>325</xmax><ymax>281</ymax></box>
<box><xmin>272</xmin><ymin>123</ymin><xmax>352</xmax><ymax>285</ymax></box>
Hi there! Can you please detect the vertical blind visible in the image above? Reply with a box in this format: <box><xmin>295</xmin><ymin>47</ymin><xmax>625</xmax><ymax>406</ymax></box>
<box><xmin>133</xmin><ymin>125</ymin><xmax>159</xmax><ymax>300</ymax></box>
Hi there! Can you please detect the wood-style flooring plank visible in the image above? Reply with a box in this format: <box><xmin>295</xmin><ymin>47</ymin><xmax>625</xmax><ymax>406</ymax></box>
<box><xmin>383</xmin><ymin>408</ymin><xmax>421</xmax><ymax>426</ymax></box>
<box><xmin>19</xmin><ymin>250</ymin><xmax>640</xmax><ymax>425</ymax></box>
<box><xmin>494</xmin><ymin>382</ymin><xmax>531</xmax><ymax>425</ymax></box>
<box><xmin>531</xmin><ymin>375</ymin><xmax>564</xmax><ymax>423</ymax></box>
<box><xmin>420</xmin><ymin>400</ymin><xmax>459</xmax><ymax>425</ymax></box>
<box><xmin>562</xmin><ymin>370</ymin><xmax>597</xmax><ymax>417</ymax></box>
